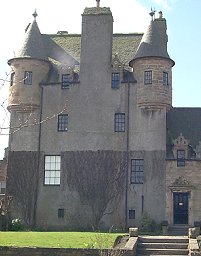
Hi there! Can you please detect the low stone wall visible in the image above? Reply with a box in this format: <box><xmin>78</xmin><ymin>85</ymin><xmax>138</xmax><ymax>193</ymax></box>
<box><xmin>0</xmin><ymin>246</ymin><xmax>134</xmax><ymax>256</ymax></box>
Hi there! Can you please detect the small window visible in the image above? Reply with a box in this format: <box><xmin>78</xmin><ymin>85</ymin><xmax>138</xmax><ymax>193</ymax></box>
<box><xmin>58</xmin><ymin>114</ymin><xmax>68</xmax><ymax>132</ymax></box>
<box><xmin>0</xmin><ymin>181</ymin><xmax>6</xmax><ymax>194</ymax></box>
<box><xmin>144</xmin><ymin>71</ymin><xmax>152</xmax><ymax>85</ymax></box>
<box><xmin>129</xmin><ymin>210</ymin><xmax>135</xmax><ymax>219</ymax></box>
<box><xmin>131</xmin><ymin>159</ymin><xmax>144</xmax><ymax>184</ymax></box>
<box><xmin>111</xmin><ymin>73</ymin><xmax>120</xmax><ymax>89</ymax></box>
<box><xmin>62</xmin><ymin>74</ymin><xmax>71</xmax><ymax>89</ymax></box>
<box><xmin>114</xmin><ymin>113</ymin><xmax>125</xmax><ymax>132</ymax></box>
<box><xmin>163</xmin><ymin>72</ymin><xmax>168</xmax><ymax>86</ymax></box>
<box><xmin>58</xmin><ymin>208</ymin><xmax>64</xmax><ymax>219</ymax></box>
<box><xmin>24</xmin><ymin>71</ymin><xmax>32</xmax><ymax>85</ymax></box>
<box><xmin>44</xmin><ymin>155</ymin><xmax>61</xmax><ymax>185</ymax></box>
<box><xmin>10</xmin><ymin>72</ymin><xmax>15</xmax><ymax>86</ymax></box>
<box><xmin>177</xmin><ymin>150</ymin><xmax>185</xmax><ymax>167</ymax></box>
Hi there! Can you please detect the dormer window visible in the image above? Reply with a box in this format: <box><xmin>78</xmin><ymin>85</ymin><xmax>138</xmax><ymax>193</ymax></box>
<box><xmin>144</xmin><ymin>71</ymin><xmax>152</xmax><ymax>85</ymax></box>
<box><xmin>24</xmin><ymin>71</ymin><xmax>32</xmax><ymax>85</ymax></box>
<box><xmin>111</xmin><ymin>73</ymin><xmax>120</xmax><ymax>89</ymax></box>
<box><xmin>177</xmin><ymin>150</ymin><xmax>185</xmax><ymax>167</ymax></box>
<box><xmin>163</xmin><ymin>72</ymin><xmax>168</xmax><ymax>86</ymax></box>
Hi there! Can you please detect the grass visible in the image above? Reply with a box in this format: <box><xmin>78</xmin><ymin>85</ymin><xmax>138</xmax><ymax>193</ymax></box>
<box><xmin>0</xmin><ymin>231</ymin><xmax>125</xmax><ymax>248</ymax></box>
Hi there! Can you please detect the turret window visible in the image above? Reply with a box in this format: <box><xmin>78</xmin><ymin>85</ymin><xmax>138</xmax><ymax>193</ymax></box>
<box><xmin>10</xmin><ymin>72</ymin><xmax>15</xmax><ymax>86</ymax></box>
<box><xmin>111</xmin><ymin>72</ymin><xmax>120</xmax><ymax>89</ymax></box>
<box><xmin>163</xmin><ymin>72</ymin><xmax>169</xmax><ymax>86</ymax></box>
<box><xmin>24</xmin><ymin>71</ymin><xmax>32</xmax><ymax>85</ymax></box>
<box><xmin>144</xmin><ymin>71</ymin><xmax>152</xmax><ymax>85</ymax></box>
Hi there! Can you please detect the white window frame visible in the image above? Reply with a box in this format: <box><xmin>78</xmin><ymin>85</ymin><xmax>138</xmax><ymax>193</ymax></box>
<box><xmin>44</xmin><ymin>155</ymin><xmax>61</xmax><ymax>185</ymax></box>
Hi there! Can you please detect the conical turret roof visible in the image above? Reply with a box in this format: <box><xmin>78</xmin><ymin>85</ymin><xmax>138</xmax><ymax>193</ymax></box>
<box><xmin>17</xmin><ymin>13</ymin><xmax>47</xmax><ymax>60</ymax></box>
<box><xmin>130</xmin><ymin>12</ymin><xmax>174</xmax><ymax>66</ymax></box>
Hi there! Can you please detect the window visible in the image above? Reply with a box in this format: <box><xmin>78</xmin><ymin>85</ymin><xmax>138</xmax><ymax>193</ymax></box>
<box><xmin>10</xmin><ymin>72</ymin><xmax>15</xmax><ymax>86</ymax></box>
<box><xmin>44</xmin><ymin>155</ymin><xmax>61</xmax><ymax>185</ymax></box>
<box><xmin>58</xmin><ymin>114</ymin><xmax>68</xmax><ymax>132</ymax></box>
<box><xmin>177</xmin><ymin>150</ymin><xmax>185</xmax><ymax>167</ymax></box>
<box><xmin>0</xmin><ymin>181</ymin><xmax>6</xmax><ymax>194</ymax></box>
<box><xmin>62</xmin><ymin>74</ymin><xmax>71</xmax><ymax>89</ymax></box>
<box><xmin>111</xmin><ymin>73</ymin><xmax>120</xmax><ymax>89</ymax></box>
<box><xmin>114</xmin><ymin>113</ymin><xmax>125</xmax><ymax>132</ymax></box>
<box><xmin>144</xmin><ymin>71</ymin><xmax>152</xmax><ymax>85</ymax></box>
<box><xmin>58</xmin><ymin>208</ymin><xmax>64</xmax><ymax>219</ymax></box>
<box><xmin>24</xmin><ymin>71</ymin><xmax>32</xmax><ymax>85</ymax></box>
<box><xmin>129</xmin><ymin>210</ymin><xmax>135</xmax><ymax>219</ymax></box>
<box><xmin>163</xmin><ymin>72</ymin><xmax>168</xmax><ymax>86</ymax></box>
<box><xmin>131</xmin><ymin>159</ymin><xmax>144</xmax><ymax>184</ymax></box>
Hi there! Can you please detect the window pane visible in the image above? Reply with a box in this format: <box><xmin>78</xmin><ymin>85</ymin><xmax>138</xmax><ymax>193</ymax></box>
<box><xmin>131</xmin><ymin>159</ymin><xmax>144</xmax><ymax>184</ymax></box>
<box><xmin>129</xmin><ymin>210</ymin><xmax>135</xmax><ymax>219</ymax></box>
<box><xmin>44</xmin><ymin>155</ymin><xmax>61</xmax><ymax>185</ymax></box>
<box><xmin>58</xmin><ymin>114</ymin><xmax>68</xmax><ymax>132</ymax></box>
<box><xmin>163</xmin><ymin>72</ymin><xmax>168</xmax><ymax>86</ymax></box>
<box><xmin>111</xmin><ymin>73</ymin><xmax>120</xmax><ymax>89</ymax></box>
<box><xmin>62</xmin><ymin>74</ymin><xmax>71</xmax><ymax>89</ymax></box>
<box><xmin>24</xmin><ymin>71</ymin><xmax>32</xmax><ymax>85</ymax></box>
<box><xmin>144</xmin><ymin>71</ymin><xmax>152</xmax><ymax>85</ymax></box>
<box><xmin>114</xmin><ymin>113</ymin><xmax>125</xmax><ymax>132</ymax></box>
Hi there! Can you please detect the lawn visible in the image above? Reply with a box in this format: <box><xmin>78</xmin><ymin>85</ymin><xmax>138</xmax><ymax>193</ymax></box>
<box><xmin>0</xmin><ymin>232</ymin><xmax>125</xmax><ymax>248</ymax></box>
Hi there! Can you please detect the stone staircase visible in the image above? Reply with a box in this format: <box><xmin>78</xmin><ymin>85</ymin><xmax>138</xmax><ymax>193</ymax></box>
<box><xmin>168</xmin><ymin>226</ymin><xmax>189</xmax><ymax>236</ymax></box>
<box><xmin>136</xmin><ymin>236</ymin><xmax>189</xmax><ymax>256</ymax></box>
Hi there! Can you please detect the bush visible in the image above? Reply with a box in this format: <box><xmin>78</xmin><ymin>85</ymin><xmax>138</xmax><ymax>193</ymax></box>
<box><xmin>139</xmin><ymin>213</ymin><xmax>160</xmax><ymax>233</ymax></box>
<box><xmin>10</xmin><ymin>218</ymin><xmax>24</xmax><ymax>231</ymax></box>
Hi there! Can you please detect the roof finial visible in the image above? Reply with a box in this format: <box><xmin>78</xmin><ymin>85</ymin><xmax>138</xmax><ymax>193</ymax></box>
<box><xmin>149</xmin><ymin>7</ymin><xmax>155</xmax><ymax>20</ymax></box>
<box><xmin>32</xmin><ymin>9</ymin><xmax>38</xmax><ymax>19</ymax></box>
<box><xmin>96</xmin><ymin>0</ymin><xmax>100</xmax><ymax>7</ymax></box>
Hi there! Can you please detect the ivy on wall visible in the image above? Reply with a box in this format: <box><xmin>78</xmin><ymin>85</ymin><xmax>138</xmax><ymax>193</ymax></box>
<box><xmin>62</xmin><ymin>151</ymin><xmax>127</xmax><ymax>228</ymax></box>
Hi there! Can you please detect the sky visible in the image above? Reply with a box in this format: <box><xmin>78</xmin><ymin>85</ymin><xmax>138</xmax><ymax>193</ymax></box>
<box><xmin>0</xmin><ymin>0</ymin><xmax>201</xmax><ymax>159</ymax></box>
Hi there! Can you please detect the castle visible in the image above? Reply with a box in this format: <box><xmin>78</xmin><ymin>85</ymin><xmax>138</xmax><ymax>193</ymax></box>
<box><xmin>6</xmin><ymin>2</ymin><xmax>201</xmax><ymax>230</ymax></box>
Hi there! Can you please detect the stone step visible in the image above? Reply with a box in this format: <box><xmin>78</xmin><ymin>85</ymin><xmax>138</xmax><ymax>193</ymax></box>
<box><xmin>136</xmin><ymin>248</ymin><xmax>189</xmax><ymax>255</ymax></box>
<box><xmin>138</xmin><ymin>236</ymin><xmax>189</xmax><ymax>244</ymax></box>
<box><xmin>138</xmin><ymin>243</ymin><xmax>188</xmax><ymax>249</ymax></box>
<box><xmin>168</xmin><ymin>226</ymin><xmax>189</xmax><ymax>236</ymax></box>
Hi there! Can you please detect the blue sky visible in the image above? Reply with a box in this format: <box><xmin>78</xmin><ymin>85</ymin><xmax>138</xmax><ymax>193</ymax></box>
<box><xmin>0</xmin><ymin>0</ymin><xmax>201</xmax><ymax>159</ymax></box>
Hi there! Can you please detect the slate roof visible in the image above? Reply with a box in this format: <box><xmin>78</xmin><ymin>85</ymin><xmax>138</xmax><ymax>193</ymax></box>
<box><xmin>167</xmin><ymin>108</ymin><xmax>201</xmax><ymax>149</ymax></box>
<box><xmin>17</xmin><ymin>20</ymin><xmax>48</xmax><ymax>60</ymax></box>
<box><xmin>130</xmin><ymin>16</ymin><xmax>174</xmax><ymax>66</ymax></box>
<box><xmin>42</xmin><ymin>33</ymin><xmax>143</xmax><ymax>69</ymax></box>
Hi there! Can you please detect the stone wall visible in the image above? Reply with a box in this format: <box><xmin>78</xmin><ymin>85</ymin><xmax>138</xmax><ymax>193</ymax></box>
<box><xmin>0</xmin><ymin>247</ymin><xmax>133</xmax><ymax>256</ymax></box>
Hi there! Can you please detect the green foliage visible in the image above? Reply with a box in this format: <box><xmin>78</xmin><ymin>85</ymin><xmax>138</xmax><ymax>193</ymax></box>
<box><xmin>139</xmin><ymin>213</ymin><xmax>160</xmax><ymax>233</ymax></box>
<box><xmin>10</xmin><ymin>218</ymin><xmax>24</xmax><ymax>231</ymax></box>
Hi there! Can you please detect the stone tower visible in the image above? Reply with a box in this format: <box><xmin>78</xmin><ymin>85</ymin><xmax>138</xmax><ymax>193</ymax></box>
<box><xmin>130</xmin><ymin>11</ymin><xmax>175</xmax><ymax>111</ymax></box>
<box><xmin>126</xmin><ymin>11</ymin><xmax>175</xmax><ymax>225</ymax></box>
<box><xmin>7</xmin><ymin>12</ymin><xmax>50</xmax><ymax>151</ymax></box>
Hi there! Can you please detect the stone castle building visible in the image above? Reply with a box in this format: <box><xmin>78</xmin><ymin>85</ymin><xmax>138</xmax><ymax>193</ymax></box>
<box><xmin>6</xmin><ymin>2</ymin><xmax>201</xmax><ymax>230</ymax></box>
